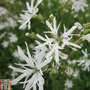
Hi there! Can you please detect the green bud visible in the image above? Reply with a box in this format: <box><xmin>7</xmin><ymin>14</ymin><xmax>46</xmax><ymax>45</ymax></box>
<box><xmin>25</xmin><ymin>32</ymin><xmax>36</xmax><ymax>39</ymax></box>
<box><xmin>30</xmin><ymin>32</ymin><xmax>36</xmax><ymax>39</ymax></box>
<box><xmin>49</xmin><ymin>14</ymin><xmax>54</xmax><ymax>19</ymax></box>
<box><xmin>48</xmin><ymin>68</ymin><xmax>57</xmax><ymax>74</ymax></box>
<box><xmin>25</xmin><ymin>33</ymin><xmax>31</xmax><ymax>37</ymax></box>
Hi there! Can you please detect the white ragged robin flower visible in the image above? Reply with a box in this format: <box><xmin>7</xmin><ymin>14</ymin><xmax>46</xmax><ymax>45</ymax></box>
<box><xmin>36</xmin><ymin>17</ymin><xmax>68</xmax><ymax>64</ymax></box>
<box><xmin>35</xmin><ymin>17</ymin><xmax>81</xmax><ymax>64</ymax></box>
<box><xmin>72</xmin><ymin>69</ymin><xmax>79</xmax><ymax>78</ymax></box>
<box><xmin>65</xmin><ymin>79</ymin><xmax>73</xmax><ymax>89</ymax></box>
<box><xmin>9</xmin><ymin>42</ymin><xmax>52</xmax><ymax>90</ymax></box>
<box><xmin>2</xmin><ymin>41</ymin><xmax>9</xmax><ymax>48</ymax></box>
<box><xmin>9</xmin><ymin>33</ymin><xmax>18</xmax><ymax>43</ymax></box>
<box><xmin>77</xmin><ymin>49</ymin><xmax>90</xmax><ymax>71</ymax></box>
<box><xmin>18</xmin><ymin>0</ymin><xmax>43</xmax><ymax>30</ymax></box>
<box><xmin>71</xmin><ymin>0</ymin><xmax>88</xmax><ymax>12</ymax></box>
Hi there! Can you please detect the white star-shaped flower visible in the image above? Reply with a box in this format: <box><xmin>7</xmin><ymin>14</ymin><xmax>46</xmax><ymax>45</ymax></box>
<box><xmin>18</xmin><ymin>0</ymin><xmax>42</xmax><ymax>30</ymax></box>
<box><xmin>77</xmin><ymin>49</ymin><xmax>90</xmax><ymax>71</ymax></box>
<box><xmin>65</xmin><ymin>79</ymin><xmax>73</xmax><ymax>89</ymax></box>
<box><xmin>35</xmin><ymin>17</ymin><xmax>81</xmax><ymax>64</ymax></box>
<box><xmin>9</xmin><ymin>33</ymin><xmax>18</xmax><ymax>43</ymax></box>
<box><xmin>36</xmin><ymin>17</ymin><xmax>68</xmax><ymax>64</ymax></box>
<box><xmin>9</xmin><ymin>42</ymin><xmax>52</xmax><ymax>90</ymax></box>
<box><xmin>72</xmin><ymin>0</ymin><xmax>88</xmax><ymax>12</ymax></box>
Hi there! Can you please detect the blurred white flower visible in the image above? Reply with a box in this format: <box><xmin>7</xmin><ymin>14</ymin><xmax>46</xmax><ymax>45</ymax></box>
<box><xmin>65</xmin><ymin>79</ymin><xmax>73</xmax><ymax>89</ymax></box>
<box><xmin>68</xmin><ymin>60</ymin><xmax>77</xmax><ymax>65</ymax></box>
<box><xmin>9</xmin><ymin>42</ymin><xmax>52</xmax><ymax>90</ymax></box>
<box><xmin>72</xmin><ymin>0</ymin><xmax>88</xmax><ymax>12</ymax></box>
<box><xmin>73</xmin><ymin>14</ymin><xmax>78</xmax><ymax>18</ymax></box>
<box><xmin>59</xmin><ymin>0</ymin><xmax>68</xmax><ymax>3</ymax></box>
<box><xmin>2</xmin><ymin>41</ymin><xmax>9</xmax><ymax>48</ymax></box>
<box><xmin>12</xmin><ymin>50</ymin><xmax>24</xmax><ymax>61</ymax></box>
<box><xmin>77</xmin><ymin>49</ymin><xmax>90</xmax><ymax>71</ymax></box>
<box><xmin>65</xmin><ymin>66</ymin><xmax>74</xmax><ymax>75</ymax></box>
<box><xmin>7</xmin><ymin>17</ymin><xmax>17</xmax><ymax>28</ymax></box>
<box><xmin>7</xmin><ymin>0</ymin><xmax>15</xmax><ymax>4</ymax></box>
<box><xmin>9</xmin><ymin>33</ymin><xmax>18</xmax><ymax>43</ymax></box>
<box><xmin>0</xmin><ymin>7</ymin><xmax>8</xmax><ymax>16</ymax></box>
<box><xmin>85</xmin><ymin>13</ymin><xmax>89</xmax><ymax>18</ymax></box>
<box><xmin>29</xmin><ymin>44</ymin><xmax>35</xmax><ymax>49</ymax></box>
<box><xmin>73</xmin><ymin>69</ymin><xmax>79</xmax><ymax>78</ymax></box>
<box><xmin>0</xmin><ymin>17</ymin><xmax>17</xmax><ymax>30</ymax></box>
<box><xmin>18</xmin><ymin>0</ymin><xmax>43</xmax><ymax>30</ymax></box>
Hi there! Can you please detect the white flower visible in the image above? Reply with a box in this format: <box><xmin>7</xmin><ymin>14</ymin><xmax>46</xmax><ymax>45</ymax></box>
<box><xmin>7</xmin><ymin>17</ymin><xmax>17</xmax><ymax>28</ymax></box>
<box><xmin>68</xmin><ymin>60</ymin><xmax>77</xmax><ymax>65</ymax></box>
<box><xmin>9</xmin><ymin>42</ymin><xmax>52</xmax><ymax>90</ymax></box>
<box><xmin>0</xmin><ymin>17</ymin><xmax>17</xmax><ymax>30</ymax></box>
<box><xmin>73</xmin><ymin>69</ymin><xmax>79</xmax><ymax>78</ymax></box>
<box><xmin>82</xmin><ymin>34</ymin><xmax>90</xmax><ymax>43</ymax></box>
<box><xmin>65</xmin><ymin>79</ymin><xmax>73</xmax><ymax>89</ymax></box>
<box><xmin>2</xmin><ymin>41</ymin><xmax>9</xmax><ymax>48</ymax></box>
<box><xmin>77</xmin><ymin>49</ymin><xmax>90</xmax><ymax>71</ymax></box>
<box><xmin>71</xmin><ymin>0</ymin><xmax>88</xmax><ymax>12</ymax></box>
<box><xmin>36</xmin><ymin>18</ymin><xmax>67</xmax><ymax>64</ymax></box>
<box><xmin>0</xmin><ymin>6</ymin><xmax>8</xmax><ymax>16</ymax></box>
<box><xmin>65</xmin><ymin>67</ymin><xmax>74</xmax><ymax>76</ymax></box>
<box><xmin>9</xmin><ymin>33</ymin><xmax>18</xmax><ymax>43</ymax></box>
<box><xmin>36</xmin><ymin>17</ymin><xmax>81</xmax><ymax>64</ymax></box>
<box><xmin>85</xmin><ymin>13</ymin><xmax>89</xmax><ymax>18</ymax></box>
<box><xmin>73</xmin><ymin>14</ymin><xmax>78</xmax><ymax>18</ymax></box>
<box><xmin>18</xmin><ymin>0</ymin><xmax>42</xmax><ymax>30</ymax></box>
<box><xmin>59</xmin><ymin>0</ymin><xmax>68</xmax><ymax>3</ymax></box>
<box><xmin>7</xmin><ymin>0</ymin><xmax>15</xmax><ymax>4</ymax></box>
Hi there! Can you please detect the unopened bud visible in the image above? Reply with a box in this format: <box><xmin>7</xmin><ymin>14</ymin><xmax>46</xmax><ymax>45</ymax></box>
<box><xmin>49</xmin><ymin>14</ymin><xmax>54</xmax><ymax>19</ymax></box>
<box><xmin>25</xmin><ymin>33</ymin><xmax>31</xmax><ymax>37</ymax></box>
